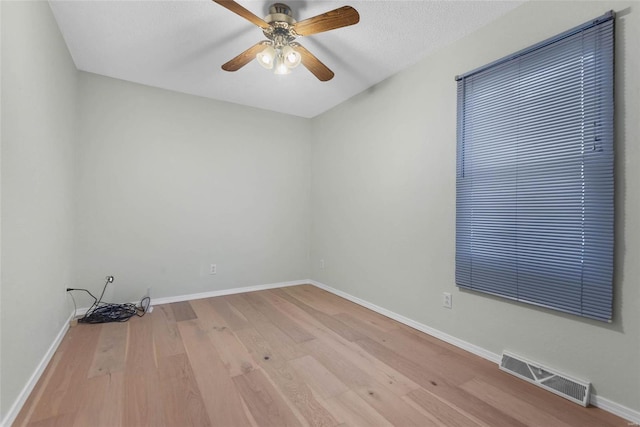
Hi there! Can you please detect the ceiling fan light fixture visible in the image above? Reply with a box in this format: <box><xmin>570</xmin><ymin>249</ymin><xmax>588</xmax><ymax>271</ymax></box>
<box><xmin>216</xmin><ymin>1</ymin><xmax>359</xmax><ymax>81</ymax></box>
<box><xmin>256</xmin><ymin>45</ymin><xmax>276</xmax><ymax>69</ymax></box>
<box><xmin>273</xmin><ymin>53</ymin><xmax>291</xmax><ymax>75</ymax></box>
<box><xmin>282</xmin><ymin>45</ymin><xmax>301</xmax><ymax>68</ymax></box>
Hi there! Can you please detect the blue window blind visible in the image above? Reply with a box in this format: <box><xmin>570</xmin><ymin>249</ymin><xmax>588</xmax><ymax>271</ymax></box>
<box><xmin>455</xmin><ymin>12</ymin><xmax>614</xmax><ymax>322</ymax></box>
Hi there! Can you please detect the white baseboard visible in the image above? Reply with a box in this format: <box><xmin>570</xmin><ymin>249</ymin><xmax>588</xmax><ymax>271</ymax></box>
<box><xmin>149</xmin><ymin>279</ymin><xmax>309</xmax><ymax>306</ymax></box>
<box><xmin>309</xmin><ymin>280</ymin><xmax>640</xmax><ymax>425</ymax></box>
<box><xmin>590</xmin><ymin>394</ymin><xmax>640</xmax><ymax>425</ymax></box>
<box><xmin>0</xmin><ymin>312</ymin><xmax>73</xmax><ymax>427</ymax></box>
<box><xmin>71</xmin><ymin>280</ymin><xmax>310</xmax><ymax>317</ymax></box>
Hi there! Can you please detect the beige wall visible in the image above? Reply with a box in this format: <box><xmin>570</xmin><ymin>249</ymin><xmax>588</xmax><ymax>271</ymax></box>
<box><xmin>74</xmin><ymin>73</ymin><xmax>312</xmax><ymax>305</ymax></box>
<box><xmin>1</xmin><ymin>1</ymin><xmax>78</xmax><ymax>419</ymax></box>
<box><xmin>310</xmin><ymin>0</ymin><xmax>640</xmax><ymax>412</ymax></box>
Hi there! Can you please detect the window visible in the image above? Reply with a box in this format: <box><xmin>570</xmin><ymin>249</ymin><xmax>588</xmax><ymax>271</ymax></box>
<box><xmin>455</xmin><ymin>12</ymin><xmax>615</xmax><ymax>322</ymax></box>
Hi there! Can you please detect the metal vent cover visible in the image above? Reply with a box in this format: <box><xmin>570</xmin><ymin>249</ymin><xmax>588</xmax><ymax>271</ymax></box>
<box><xmin>500</xmin><ymin>352</ymin><xmax>591</xmax><ymax>406</ymax></box>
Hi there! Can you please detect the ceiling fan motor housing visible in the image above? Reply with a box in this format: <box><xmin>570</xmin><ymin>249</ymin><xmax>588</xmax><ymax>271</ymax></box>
<box><xmin>264</xmin><ymin>3</ymin><xmax>296</xmax><ymax>25</ymax></box>
<box><xmin>263</xmin><ymin>3</ymin><xmax>297</xmax><ymax>46</ymax></box>
<box><xmin>268</xmin><ymin>3</ymin><xmax>294</xmax><ymax>19</ymax></box>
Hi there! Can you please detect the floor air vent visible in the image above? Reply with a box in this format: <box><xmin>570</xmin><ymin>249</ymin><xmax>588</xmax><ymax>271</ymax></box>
<box><xmin>500</xmin><ymin>352</ymin><xmax>591</xmax><ymax>406</ymax></box>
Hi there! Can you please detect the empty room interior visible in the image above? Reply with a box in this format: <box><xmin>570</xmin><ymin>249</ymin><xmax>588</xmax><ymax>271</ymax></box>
<box><xmin>1</xmin><ymin>0</ymin><xmax>639</xmax><ymax>426</ymax></box>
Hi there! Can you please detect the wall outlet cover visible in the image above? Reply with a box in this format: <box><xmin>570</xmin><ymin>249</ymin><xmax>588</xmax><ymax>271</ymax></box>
<box><xmin>443</xmin><ymin>292</ymin><xmax>452</xmax><ymax>309</ymax></box>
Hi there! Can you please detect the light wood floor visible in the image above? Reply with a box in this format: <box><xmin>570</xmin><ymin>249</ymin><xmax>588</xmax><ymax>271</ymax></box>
<box><xmin>15</xmin><ymin>285</ymin><xmax>626</xmax><ymax>426</ymax></box>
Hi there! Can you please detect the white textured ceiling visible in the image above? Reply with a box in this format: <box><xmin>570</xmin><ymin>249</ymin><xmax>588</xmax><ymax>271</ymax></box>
<box><xmin>49</xmin><ymin>0</ymin><xmax>524</xmax><ymax>118</ymax></box>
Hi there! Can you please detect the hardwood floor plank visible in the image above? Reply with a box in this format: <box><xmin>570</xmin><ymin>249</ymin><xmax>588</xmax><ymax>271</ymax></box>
<box><xmin>177</xmin><ymin>319</ymin><xmax>253</xmax><ymax>426</ymax></box>
<box><xmin>189</xmin><ymin>298</ymin><xmax>255</xmax><ymax>377</ymax></box>
<box><xmin>72</xmin><ymin>371</ymin><xmax>125</xmax><ymax>427</ymax></box>
<box><xmin>14</xmin><ymin>337</ymin><xmax>67</xmax><ymax>427</ymax></box>
<box><xmin>170</xmin><ymin>301</ymin><xmax>197</xmax><ymax>321</ymax></box>
<box><xmin>233</xmin><ymin>368</ymin><xmax>304</xmax><ymax>427</ymax></box>
<box><xmin>158</xmin><ymin>353</ymin><xmax>212</xmax><ymax>426</ymax></box>
<box><xmin>297</xmin><ymin>286</ymin><xmax>383</xmax><ymax>319</ymax></box>
<box><xmin>354</xmin><ymin>382</ymin><xmax>441</xmax><ymax>427</ymax></box>
<box><xmin>282</xmin><ymin>285</ymin><xmax>343</xmax><ymax>315</ymax></box>
<box><xmin>259</xmin><ymin>288</ymin><xmax>329</xmax><ymax>332</ymax></box>
<box><xmin>396</xmin><ymin>322</ymin><xmax>487</xmax><ymax>359</ymax></box>
<box><xmin>208</xmin><ymin>296</ymin><xmax>250</xmax><ymax>330</ymax></box>
<box><xmin>303</xmin><ymin>331</ymin><xmax>422</xmax><ymax>397</ymax></box>
<box><xmin>394</xmin><ymin>326</ymin><xmax>498</xmax><ymax>377</ymax></box>
<box><xmin>253</xmin><ymin>320</ymin><xmax>309</xmax><ymax>361</ymax></box>
<box><xmin>125</xmin><ymin>315</ymin><xmax>156</xmax><ymax>370</ymax></box>
<box><xmin>95</xmin><ymin>371</ymin><xmax>125</xmax><ymax>427</ymax></box>
<box><xmin>239</xmin><ymin>394</ymin><xmax>262</xmax><ymax>427</ymax></box>
<box><xmin>151</xmin><ymin>304</ymin><xmax>186</xmax><ymax>358</ymax></box>
<box><xmin>123</xmin><ymin>315</ymin><xmax>166</xmax><ymax>427</ymax></box>
<box><xmin>356</xmin><ymin>336</ymin><xmax>464</xmax><ymax>388</ymax></box>
<box><xmin>26</xmin><ymin>323</ymin><xmax>102</xmax><ymax>423</ymax></box>
<box><xmin>272</xmin><ymin>289</ymin><xmax>365</xmax><ymax>342</ymax></box>
<box><xmin>476</xmin><ymin>370</ymin><xmax>625</xmax><ymax>427</ymax></box>
<box><xmin>243</xmin><ymin>291</ymin><xmax>317</xmax><ymax>343</ymax></box>
<box><xmin>355</xmin><ymin>337</ymin><xmax>527</xmax><ymax>427</ymax></box>
<box><xmin>323</xmin><ymin>390</ymin><xmax>394</xmax><ymax>427</ymax></box>
<box><xmin>124</xmin><ymin>368</ymin><xmax>165</xmax><ymax>427</ymax></box>
<box><xmin>406</xmin><ymin>387</ymin><xmax>486</xmax><ymax>427</ymax></box>
<box><xmin>270</xmin><ymin>293</ymin><xmax>410</xmax><ymax>383</ymax></box>
<box><xmin>333</xmin><ymin>312</ymin><xmax>397</xmax><ymax>340</ymax></box>
<box><xmin>354</xmin><ymin>323</ymin><xmax>489</xmax><ymax>387</ymax></box>
<box><xmin>88</xmin><ymin>322</ymin><xmax>129</xmax><ymax>378</ymax></box>
<box><xmin>223</xmin><ymin>293</ymin><xmax>270</xmax><ymax>324</ymax></box>
<box><xmin>300</xmin><ymin>286</ymin><xmax>402</xmax><ymax>332</ymax></box>
<box><xmin>461</xmin><ymin>377</ymin><xmax>574</xmax><ymax>427</ymax></box>
<box><xmin>302</xmin><ymin>340</ymin><xmax>433</xmax><ymax>426</ymax></box>
<box><xmin>289</xmin><ymin>355</ymin><xmax>350</xmax><ymax>399</ymax></box>
<box><xmin>25</xmin><ymin>412</ymin><xmax>77</xmax><ymax>427</ymax></box>
<box><xmin>235</xmin><ymin>327</ymin><xmax>339</xmax><ymax>427</ymax></box>
<box><xmin>71</xmin><ymin>373</ymin><xmax>107</xmax><ymax>427</ymax></box>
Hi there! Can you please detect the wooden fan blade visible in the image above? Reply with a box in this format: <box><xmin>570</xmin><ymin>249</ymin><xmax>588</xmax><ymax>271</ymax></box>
<box><xmin>291</xmin><ymin>43</ymin><xmax>334</xmax><ymax>82</ymax></box>
<box><xmin>292</xmin><ymin>6</ymin><xmax>359</xmax><ymax>36</ymax></box>
<box><xmin>222</xmin><ymin>42</ymin><xmax>269</xmax><ymax>72</ymax></box>
<box><xmin>212</xmin><ymin>0</ymin><xmax>270</xmax><ymax>30</ymax></box>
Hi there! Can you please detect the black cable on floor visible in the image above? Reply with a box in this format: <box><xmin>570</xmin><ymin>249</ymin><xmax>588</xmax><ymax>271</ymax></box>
<box><xmin>67</xmin><ymin>276</ymin><xmax>150</xmax><ymax>324</ymax></box>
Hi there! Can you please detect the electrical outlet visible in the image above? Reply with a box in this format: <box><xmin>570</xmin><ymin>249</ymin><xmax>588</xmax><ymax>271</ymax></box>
<box><xmin>210</xmin><ymin>264</ymin><xmax>217</xmax><ymax>275</ymax></box>
<box><xmin>320</xmin><ymin>259</ymin><xmax>325</xmax><ymax>269</ymax></box>
<box><xmin>443</xmin><ymin>292</ymin><xmax>452</xmax><ymax>309</ymax></box>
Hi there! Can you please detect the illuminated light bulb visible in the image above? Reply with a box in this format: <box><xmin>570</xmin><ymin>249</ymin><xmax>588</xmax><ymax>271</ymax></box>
<box><xmin>282</xmin><ymin>45</ymin><xmax>301</xmax><ymax>68</ymax></box>
<box><xmin>274</xmin><ymin>53</ymin><xmax>290</xmax><ymax>75</ymax></box>
<box><xmin>256</xmin><ymin>45</ymin><xmax>275</xmax><ymax>69</ymax></box>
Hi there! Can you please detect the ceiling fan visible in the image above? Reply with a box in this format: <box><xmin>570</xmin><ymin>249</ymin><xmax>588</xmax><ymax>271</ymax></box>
<box><xmin>213</xmin><ymin>0</ymin><xmax>360</xmax><ymax>81</ymax></box>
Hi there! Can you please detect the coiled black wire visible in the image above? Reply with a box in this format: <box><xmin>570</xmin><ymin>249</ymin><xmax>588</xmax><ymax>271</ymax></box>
<box><xmin>67</xmin><ymin>276</ymin><xmax>150</xmax><ymax>324</ymax></box>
